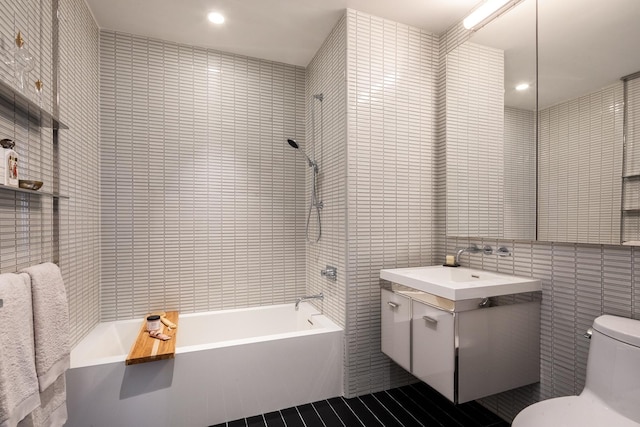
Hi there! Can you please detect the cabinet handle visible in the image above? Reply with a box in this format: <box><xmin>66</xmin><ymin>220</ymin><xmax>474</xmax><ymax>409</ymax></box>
<box><xmin>387</xmin><ymin>301</ymin><xmax>399</xmax><ymax>309</ymax></box>
<box><xmin>423</xmin><ymin>315</ymin><xmax>438</xmax><ymax>325</ymax></box>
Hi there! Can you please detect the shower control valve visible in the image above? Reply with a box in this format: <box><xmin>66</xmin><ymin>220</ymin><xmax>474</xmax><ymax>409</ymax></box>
<box><xmin>321</xmin><ymin>265</ymin><xmax>337</xmax><ymax>281</ymax></box>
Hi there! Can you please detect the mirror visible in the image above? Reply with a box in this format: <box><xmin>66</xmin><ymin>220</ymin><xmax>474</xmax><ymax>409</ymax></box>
<box><xmin>445</xmin><ymin>0</ymin><xmax>536</xmax><ymax>240</ymax></box>
<box><xmin>445</xmin><ymin>0</ymin><xmax>640</xmax><ymax>244</ymax></box>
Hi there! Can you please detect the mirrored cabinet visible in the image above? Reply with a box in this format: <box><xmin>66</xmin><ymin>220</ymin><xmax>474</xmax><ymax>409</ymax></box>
<box><xmin>445</xmin><ymin>0</ymin><xmax>640</xmax><ymax>246</ymax></box>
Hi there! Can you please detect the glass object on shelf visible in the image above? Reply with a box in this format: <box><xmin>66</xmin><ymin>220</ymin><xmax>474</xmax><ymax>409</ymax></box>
<box><xmin>1</xmin><ymin>31</ymin><xmax>35</xmax><ymax>93</ymax></box>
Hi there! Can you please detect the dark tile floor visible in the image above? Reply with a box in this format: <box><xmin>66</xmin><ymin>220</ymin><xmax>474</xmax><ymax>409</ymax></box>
<box><xmin>210</xmin><ymin>382</ymin><xmax>510</xmax><ymax>427</ymax></box>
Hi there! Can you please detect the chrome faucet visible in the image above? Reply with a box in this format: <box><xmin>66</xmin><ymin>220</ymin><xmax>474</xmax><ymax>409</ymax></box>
<box><xmin>455</xmin><ymin>245</ymin><xmax>482</xmax><ymax>265</ymax></box>
<box><xmin>295</xmin><ymin>292</ymin><xmax>324</xmax><ymax>311</ymax></box>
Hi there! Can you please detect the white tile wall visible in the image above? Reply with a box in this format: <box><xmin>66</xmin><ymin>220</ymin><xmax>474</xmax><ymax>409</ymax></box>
<box><xmin>538</xmin><ymin>83</ymin><xmax>623</xmax><ymax>244</ymax></box>
<box><xmin>623</xmin><ymin>77</ymin><xmax>640</xmax><ymax>241</ymax></box>
<box><xmin>305</xmin><ymin>15</ymin><xmax>347</xmax><ymax>329</ymax></box>
<box><xmin>57</xmin><ymin>0</ymin><xmax>101</xmax><ymax>345</ymax></box>
<box><xmin>0</xmin><ymin>0</ymin><xmax>100</xmax><ymax>346</ymax></box>
<box><xmin>445</xmin><ymin>42</ymin><xmax>504</xmax><ymax>238</ymax></box>
<box><xmin>99</xmin><ymin>31</ymin><xmax>307</xmax><ymax>320</ymax></box>
<box><xmin>344</xmin><ymin>9</ymin><xmax>440</xmax><ymax>397</ymax></box>
<box><xmin>504</xmin><ymin>107</ymin><xmax>536</xmax><ymax>239</ymax></box>
<box><xmin>0</xmin><ymin>0</ymin><xmax>54</xmax><ymax>274</ymax></box>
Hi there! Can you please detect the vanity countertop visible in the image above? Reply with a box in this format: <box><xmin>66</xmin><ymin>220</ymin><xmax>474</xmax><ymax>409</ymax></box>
<box><xmin>380</xmin><ymin>265</ymin><xmax>541</xmax><ymax>300</ymax></box>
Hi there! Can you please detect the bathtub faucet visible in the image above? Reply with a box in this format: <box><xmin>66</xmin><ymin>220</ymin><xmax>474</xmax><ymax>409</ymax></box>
<box><xmin>295</xmin><ymin>292</ymin><xmax>324</xmax><ymax>311</ymax></box>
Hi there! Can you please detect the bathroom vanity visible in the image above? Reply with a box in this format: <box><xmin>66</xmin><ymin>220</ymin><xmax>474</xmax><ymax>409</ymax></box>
<box><xmin>380</xmin><ymin>266</ymin><xmax>541</xmax><ymax>404</ymax></box>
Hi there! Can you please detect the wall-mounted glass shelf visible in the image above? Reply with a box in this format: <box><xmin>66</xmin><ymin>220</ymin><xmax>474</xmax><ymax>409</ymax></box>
<box><xmin>0</xmin><ymin>78</ymin><xmax>68</xmax><ymax>130</ymax></box>
<box><xmin>0</xmin><ymin>184</ymin><xmax>68</xmax><ymax>199</ymax></box>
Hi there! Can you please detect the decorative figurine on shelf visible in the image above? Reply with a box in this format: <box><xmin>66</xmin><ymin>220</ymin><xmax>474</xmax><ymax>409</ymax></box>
<box><xmin>35</xmin><ymin>79</ymin><xmax>43</xmax><ymax>107</ymax></box>
<box><xmin>0</xmin><ymin>139</ymin><xmax>19</xmax><ymax>187</ymax></box>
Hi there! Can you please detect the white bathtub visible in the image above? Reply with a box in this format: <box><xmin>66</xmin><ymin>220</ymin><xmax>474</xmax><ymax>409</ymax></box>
<box><xmin>65</xmin><ymin>303</ymin><xmax>343</xmax><ymax>427</ymax></box>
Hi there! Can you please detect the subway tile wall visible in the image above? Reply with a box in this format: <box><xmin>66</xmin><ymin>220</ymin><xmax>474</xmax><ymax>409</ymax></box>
<box><xmin>504</xmin><ymin>107</ymin><xmax>536</xmax><ymax>240</ymax></box>
<box><xmin>305</xmin><ymin>15</ymin><xmax>347</xmax><ymax>329</ymax></box>
<box><xmin>57</xmin><ymin>0</ymin><xmax>101</xmax><ymax>346</ymax></box>
<box><xmin>445</xmin><ymin>42</ymin><xmax>504</xmax><ymax>238</ymax></box>
<box><xmin>447</xmin><ymin>236</ymin><xmax>640</xmax><ymax>422</ymax></box>
<box><xmin>0</xmin><ymin>0</ymin><xmax>100</xmax><ymax>346</ymax></box>
<box><xmin>0</xmin><ymin>0</ymin><xmax>54</xmax><ymax>283</ymax></box>
<box><xmin>99</xmin><ymin>31</ymin><xmax>307</xmax><ymax>320</ymax></box>
<box><xmin>538</xmin><ymin>83</ymin><xmax>623</xmax><ymax>244</ymax></box>
<box><xmin>622</xmin><ymin>77</ymin><xmax>640</xmax><ymax>242</ymax></box>
<box><xmin>432</xmin><ymin>21</ymin><xmax>474</xmax><ymax>257</ymax></box>
<box><xmin>344</xmin><ymin>9</ymin><xmax>440</xmax><ymax>397</ymax></box>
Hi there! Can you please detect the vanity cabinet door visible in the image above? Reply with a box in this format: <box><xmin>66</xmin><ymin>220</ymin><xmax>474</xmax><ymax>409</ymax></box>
<box><xmin>381</xmin><ymin>289</ymin><xmax>411</xmax><ymax>371</ymax></box>
<box><xmin>412</xmin><ymin>300</ymin><xmax>455</xmax><ymax>401</ymax></box>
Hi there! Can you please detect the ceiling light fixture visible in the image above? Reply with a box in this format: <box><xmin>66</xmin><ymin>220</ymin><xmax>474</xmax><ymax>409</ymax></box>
<box><xmin>515</xmin><ymin>83</ymin><xmax>530</xmax><ymax>91</ymax></box>
<box><xmin>463</xmin><ymin>0</ymin><xmax>511</xmax><ymax>30</ymax></box>
<box><xmin>207</xmin><ymin>12</ymin><xmax>225</xmax><ymax>25</ymax></box>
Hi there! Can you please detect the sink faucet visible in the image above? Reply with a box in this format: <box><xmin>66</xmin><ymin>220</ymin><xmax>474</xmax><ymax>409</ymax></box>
<box><xmin>295</xmin><ymin>292</ymin><xmax>324</xmax><ymax>311</ymax></box>
<box><xmin>455</xmin><ymin>245</ymin><xmax>482</xmax><ymax>265</ymax></box>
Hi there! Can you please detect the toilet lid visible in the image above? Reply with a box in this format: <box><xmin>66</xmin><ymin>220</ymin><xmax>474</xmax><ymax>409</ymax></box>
<box><xmin>512</xmin><ymin>396</ymin><xmax>640</xmax><ymax>427</ymax></box>
<box><xmin>593</xmin><ymin>315</ymin><xmax>640</xmax><ymax>348</ymax></box>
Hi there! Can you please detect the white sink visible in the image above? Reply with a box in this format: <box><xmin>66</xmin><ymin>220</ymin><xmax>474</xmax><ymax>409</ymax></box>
<box><xmin>380</xmin><ymin>265</ymin><xmax>541</xmax><ymax>300</ymax></box>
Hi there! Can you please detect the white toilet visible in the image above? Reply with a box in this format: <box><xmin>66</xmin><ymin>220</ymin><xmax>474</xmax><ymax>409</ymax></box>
<box><xmin>513</xmin><ymin>315</ymin><xmax>640</xmax><ymax>427</ymax></box>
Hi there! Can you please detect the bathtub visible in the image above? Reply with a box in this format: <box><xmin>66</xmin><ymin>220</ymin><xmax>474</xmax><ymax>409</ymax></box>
<box><xmin>65</xmin><ymin>303</ymin><xmax>343</xmax><ymax>427</ymax></box>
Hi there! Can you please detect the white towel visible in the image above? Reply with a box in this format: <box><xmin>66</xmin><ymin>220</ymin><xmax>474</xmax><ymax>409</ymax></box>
<box><xmin>17</xmin><ymin>376</ymin><xmax>68</xmax><ymax>427</ymax></box>
<box><xmin>21</xmin><ymin>263</ymin><xmax>70</xmax><ymax>391</ymax></box>
<box><xmin>0</xmin><ymin>273</ymin><xmax>41</xmax><ymax>427</ymax></box>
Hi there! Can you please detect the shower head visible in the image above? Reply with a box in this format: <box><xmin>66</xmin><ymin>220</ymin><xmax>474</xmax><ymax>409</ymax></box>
<box><xmin>286</xmin><ymin>138</ymin><xmax>316</xmax><ymax>170</ymax></box>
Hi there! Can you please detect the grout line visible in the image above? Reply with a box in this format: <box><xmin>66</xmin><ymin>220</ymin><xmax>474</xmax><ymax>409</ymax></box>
<box><xmin>331</xmin><ymin>397</ymin><xmax>366</xmax><ymax>427</ymax></box>
<box><xmin>278</xmin><ymin>410</ymin><xmax>287</xmax><ymax>427</ymax></box>
<box><xmin>396</xmin><ymin>386</ymin><xmax>448</xmax><ymax>427</ymax></box>
<box><xmin>354</xmin><ymin>397</ymin><xmax>384</xmax><ymax>426</ymax></box>
<box><xmin>295</xmin><ymin>406</ymin><xmax>308</xmax><ymax>427</ymax></box>
<box><xmin>310</xmin><ymin>401</ymin><xmax>334</xmax><ymax>427</ymax></box>
<box><xmin>374</xmin><ymin>391</ymin><xmax>424</xmax><ymax>427</ymax></box>
<box><xmin>325</xmin><ymin>399</ymin><xmax>347</xmax><ymax>427</ymax></box>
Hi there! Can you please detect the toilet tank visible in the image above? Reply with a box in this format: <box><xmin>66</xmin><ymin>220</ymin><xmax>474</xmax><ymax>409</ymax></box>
<box><xmin>582</xmin><ymin>315</ymin><xmax>640</xmax><ymax>423</ymax></box>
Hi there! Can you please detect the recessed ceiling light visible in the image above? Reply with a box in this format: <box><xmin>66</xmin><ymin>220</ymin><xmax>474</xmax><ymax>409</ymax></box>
<box><xmin>208</xmin><ymin>12</ymin><xmax>225</xmax><ymax>25</ymax></box>
<box><xmin>516</xmin><ymin>83</ymin><xmax>530</xmax><ymax>91</ymax></box>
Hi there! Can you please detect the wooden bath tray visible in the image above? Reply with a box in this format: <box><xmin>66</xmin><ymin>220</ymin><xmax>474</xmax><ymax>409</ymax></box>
<box><xmin>126</xmin><ymin>311</ymin><xmax>179</xmax><ymax>365</ymax></box>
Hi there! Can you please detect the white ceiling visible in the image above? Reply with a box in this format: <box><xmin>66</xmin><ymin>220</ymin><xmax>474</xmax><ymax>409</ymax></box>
<box><xmin>84</xmin><ymin>0</ymin><xmax>480</xmax><ymax>67</ymax></box>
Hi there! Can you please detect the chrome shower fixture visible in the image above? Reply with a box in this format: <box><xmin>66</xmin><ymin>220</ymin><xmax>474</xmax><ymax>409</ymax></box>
<box><xmin>287</xmin><ymin>138</ymin><xmax>317</xmax><ymax>171</ymax></box>
<box><xmin>286</xmin><ymin>137</ymin><xmax>322</xmax><ymax>243</ymax></box>
<box><xmin>313</xmin><ymin>93</ymin><xmax>324</xmax><ymax>102</ymax></box>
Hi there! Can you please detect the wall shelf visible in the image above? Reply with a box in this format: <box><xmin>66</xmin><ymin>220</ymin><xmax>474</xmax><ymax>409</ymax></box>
<box><xmin>0</xmin><ymin>184</ymin><xmax>68</xmax><ymax>199</ymax></box>
<box><xmin>0</xmin><ymin>78</ymin><xmax>68</xmax><ymax>129</ymax></box>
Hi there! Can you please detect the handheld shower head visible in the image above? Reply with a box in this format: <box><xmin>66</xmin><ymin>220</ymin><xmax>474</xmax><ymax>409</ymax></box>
<box><xmin>286</xmin><ymin>138</ymin><xmax>316</xmax><ymax>169</ymax></box>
